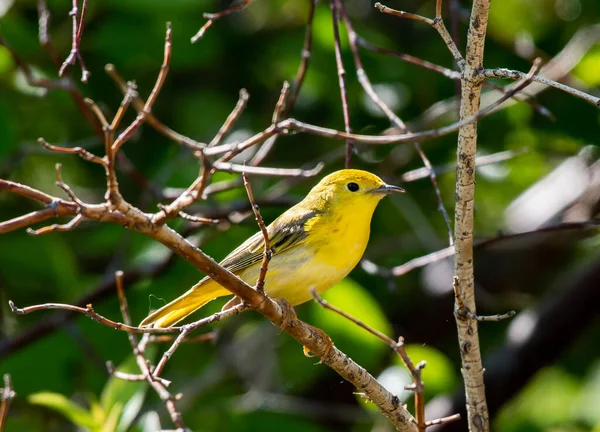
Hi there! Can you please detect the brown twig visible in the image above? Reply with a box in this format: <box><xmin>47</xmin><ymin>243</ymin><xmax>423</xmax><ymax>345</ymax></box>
<box><xmin>105</xmin><ymin>64</ymin><xmax>206</xmax><ymax>151</ymax></box>
<box><xmin>0</xmin><ymin>374</ymin><xmax>15</xmax><ymax>432</ymax></box>
<box><xmin>58</xmin><ymin>0</ymin><xmax>90</xmax><ymax>82</ymax></box>
<box><xmin>214</xmin><ymin>161</ymin><xmax>324</xmax><ymax>178</ymax></box>
<box><xmin>330</xmin><ymin>0</ymin><xmax>353</xmax><ymax>168</ymax></box>
<box><xmin>191</xmin><ymin>0</ymin><xmax>254</xmax><ymax>43</ymax></box>
<box><xmin>375</xmin><ymin>1</ymin><xmax>465</xmax><ymax>70</ymax></box>
<box><xmin>242</xmin><ymin>173</ymin><xmax>271</xmax><ymax>293</ymax></box>
<box><xmin>113</xmin><ymin>272</ymin><xmax>188</xmax><ymax>431</ymax></box>
<box><xmin>286</xmin><ymin>0</ymin><xmax>317</xmax><ymax>114</ymax></box>
<box><xmin>361</xmin><ymin>246</ymin><xmax>455</xmax><ymax>278</ymax></box>
<box><xmin>111</xmin><ymin>23</ymin><xmax>173</xmax><ymax>155</ymax></box>
<box><xmin>453</xmin><ymin>277</ymin><xmax>516</xmax><ymax>322</ymax></box>
<box><xmin>400</xmin><ymin>149</ymin><xmax>528</xmax><ymax>182</ymax></box>
<box><xmin>483</xmin><ymin>67</ymin><xmax>600</xmax><ymax>106</ymax></box>
<box><xmin>311</xmin><ymin>289</ymin><xmax>460</xmax><ymax>431</ymax></box>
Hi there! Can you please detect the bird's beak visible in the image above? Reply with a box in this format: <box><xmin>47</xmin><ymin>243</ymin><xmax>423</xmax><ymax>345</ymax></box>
<box><xmin>371</xmin><ymin>183</ymin><xmax>405</xmax><ymax>195</ymax></box>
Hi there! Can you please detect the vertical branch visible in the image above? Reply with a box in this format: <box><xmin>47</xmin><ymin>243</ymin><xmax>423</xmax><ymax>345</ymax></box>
<box><xmin>242</xmin><ymin>173</ymin><xmax>271</xmax><ymax>293</ymax></box>
<box><xmin>0</xmin><ymin>374</ymin><xmax>15</xmax><ymax>432</ymax></box>
<box><xmin>330</xmin><ymin>0</ymin><xmax>353</xmax><ymax>168</ymax></box>
<box><xmin>286</xmin><ymin>0</ymin><xmax>317</xmax><ymax>114</ymax></box>
<box><xmin>453</xmin><ymin>0</ymin><xmax>492</xmax><ymax>430</ymax></box>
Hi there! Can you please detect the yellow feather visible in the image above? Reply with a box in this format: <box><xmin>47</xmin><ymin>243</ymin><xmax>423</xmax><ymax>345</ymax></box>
<box><xmin>140</xmin><ymin>169</ymin><xmax>404</xmax><ymax>328</ymax></box>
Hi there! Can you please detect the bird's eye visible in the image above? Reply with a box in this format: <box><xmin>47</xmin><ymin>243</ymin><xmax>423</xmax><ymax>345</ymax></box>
<box><xmin>347</xmin><ymin>182</ymin><xmax>359</xmax><ymax>192</ymax></box>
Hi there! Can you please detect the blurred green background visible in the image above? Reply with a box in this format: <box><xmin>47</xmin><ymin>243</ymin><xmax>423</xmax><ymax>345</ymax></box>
<box><xmin>1</xmin><ymin>0</ymin><xmax>599</xmax><ymax>431</ymax></box>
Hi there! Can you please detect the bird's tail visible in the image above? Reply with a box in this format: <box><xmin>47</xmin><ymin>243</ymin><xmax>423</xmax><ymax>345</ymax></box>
<box><xmin>140</xmin><ymin>279</ymin><xmax>231</xmax><ymax>328</ymax></box>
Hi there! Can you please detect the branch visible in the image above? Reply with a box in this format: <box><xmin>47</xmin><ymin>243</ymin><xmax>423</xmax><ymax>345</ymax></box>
<box><xmin>242</xmin><ymin>173</ymin><xmax>271</xmax><ymax>293</ymax></box>
<box><xmin>0</xmin><ymin>374</ymin><xmax>15</xmax><ymax>432</ymax></box>
<box><xmin>375</xmin><ymin>1</ymin><xmax>465</xmax><ymax>70</ymax></box>
<box><xmin>330</xmin><ymin>0</ymin><xmax>353</xmax><ymax>168</ymax></box>
<box><xmin>311</xmin><ymin>289</ymin><xmax>461</xmax><ymax>431</ymax></box>
<box><xmin>113</xmin><ymin>272</ymin><xmax>188</xmax><ymax>431</ymax></box>
<box><xmin>452</xmin><ymin>0</ymin><xmax>492</xmax><ymax>429</ymax></box>
<box><xmin>191</xmin><ymin>0</ymin><xmax>254</xmax><ymax>43</ymax></box>
<box><xmin>483</xmin><ymin>67</ymin><xmax>600</xmax><ymax>106</ymax></box>
<box><xmin>58</xmin><ymin>0</ymin><xmax>90</xmax><ymax>82</ymax></box>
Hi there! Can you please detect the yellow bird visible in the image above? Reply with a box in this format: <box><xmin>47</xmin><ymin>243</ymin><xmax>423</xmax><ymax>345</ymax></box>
<box><xmin>141</xmin><ymin>169</ymin><xmax>404</xmax><ymax>328</ymax></box>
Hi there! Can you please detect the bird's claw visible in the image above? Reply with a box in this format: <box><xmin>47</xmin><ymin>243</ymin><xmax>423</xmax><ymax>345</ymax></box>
<box><xmin>273</xmin><ymin>297</ymin><xmax>298</xmax><ymax>334</ymax></box>
<box><xmin>303</xmin><ymin>324</ymin><xmax>334</xmax><ymax>365</ymax></box>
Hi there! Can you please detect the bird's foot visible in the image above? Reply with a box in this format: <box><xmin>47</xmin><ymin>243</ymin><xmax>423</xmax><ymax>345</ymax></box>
<box><xmin>272</xmin><ymin>297</ymin><xmax>298</xmax><ymax>334</ymax></box>
<box><xmin>303</xmin><ymin>324</ymin><xmax>334</xmax><ymax>365</ymax></box>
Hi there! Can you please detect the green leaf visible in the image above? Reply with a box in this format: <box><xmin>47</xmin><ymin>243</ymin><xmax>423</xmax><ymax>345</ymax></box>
<box><xmin>309</xmin><ymin>278</ymin><xmax>392</xmax><ymax>368</ymax></box>
<box><xmin>28</xmin><ymin>392</ymin><xmax>98</xmax><ymax>430</ymax></box>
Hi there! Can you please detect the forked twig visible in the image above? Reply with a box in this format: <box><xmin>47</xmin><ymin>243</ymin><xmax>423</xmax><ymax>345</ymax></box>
<box><xmin>311</xmin><ymin>289</ymin><xmax>460</xmax><ymax>431</ymax></box>
<box><xmin>58</xmin><ymin>0</ymin><xmax>90</xmax><ymax>82</ymax></box>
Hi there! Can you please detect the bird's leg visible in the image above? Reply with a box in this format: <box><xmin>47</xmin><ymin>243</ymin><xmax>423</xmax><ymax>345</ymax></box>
<box><xmin>302</xmin><ymin>324</ymin><xmax>334</xmax><ymax>365</ymax></box>
<box><xmin>272</xmin><ymin>297</ymin><xmax>298</xmax><ymax>333</ymax></box>
<box><xmin>271</xmin><ymin>298</ymin><xmax>335</xmax><ymax>364</ymax></box>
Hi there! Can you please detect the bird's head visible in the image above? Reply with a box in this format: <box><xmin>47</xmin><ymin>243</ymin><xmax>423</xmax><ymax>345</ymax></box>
<box><xmin>306</xmin><ymin>169</ymin><xmax>404</xmax><ymax>211</ymax></box>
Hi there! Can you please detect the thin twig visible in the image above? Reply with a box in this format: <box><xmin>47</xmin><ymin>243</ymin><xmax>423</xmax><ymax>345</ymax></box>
<box><xmin>105</xmin><ymin>64</ymin><xmax>206</xmax><ymax>151</ymax></box>
<box><xmin>242</xmin><ymin>173</ymin><xmax>271</xmax><ymax>293</ymax></box>
<box><xmin>114</xmin><ymin>272</ymin><xmax>188</xmax><ymax>430</ymax></box>
<box><xmin>214</xmin><ymin>161</ymin><xmax>324</xmax><ymax>177</ymax></box>
<box><xmin>330</xmin><ymin>0</ymin><xmax>353</xmax><ymax>168</ymax></box>
<box><xmin>453</xmin><ymin>277</ymin><xmax>516</xmax><ymax>322</ymax></box>
<box><xmin>374</xmin><ymin>1</ymin><xmax>465</xmax><ymax>70</ymax></box>
<box><xmin>191</xmin><ymin>0</ymin><xmax>254</xmax><ymax>43</ymax></box>
<box><xmin>0</xmin><ymin>374</ymin><xmax>15</xmax><ymax>432</ymax></box>
<box><xmin>112</xmin><ymin>23</ymin><xmax>173</xmax><ymax>155</ymax></box>
<box><xmin>286</xmin><ymin>0</ymin><xmax>317</xmax><ymax>114</ymax></box>
<box><xmin>38</xmin><ymin>138</ymin><xmax>106</xmax><ymax>166</ymax></box>
<box><xmin>59</xmin><ymin>0</ymin><xmax>90</xmax><ymax>82</ymax></box>
<box><xmin>311</xmin><ymin>289</ymin><xmax>459</xmax><ymax>431</ymax></box>
<box><xmin>339</xmin><ymin>3</ymin><xmax>453</xmax><ymax>246</ymax></box>
<box><xmin>483</xmin><ymin>67</ymin><xmax>600</xmax><ymax>106</ymax></box>
<box><xmin>152</xmin><ymin>305</ymin><xmax>245</xmax><ymax>378</ymax></box>
<box><xmin>209</xmin><ymin>89</ymin><xmax>250</xmax><ymax>147</ymax></box>
<box><xmin>400</xmin><ymin>148</ymin><xmax>528</xmax><ymax>182</ymax></box>
<box><xmin>361</xmin><ymin>246</ymin><xmax>455</xmax><ymax>278</ymax></box>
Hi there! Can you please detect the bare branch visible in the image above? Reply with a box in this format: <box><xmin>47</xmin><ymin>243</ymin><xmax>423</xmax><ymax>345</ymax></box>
<box><xmin>191</xmin><ymin>0</ymin><xmax>254</xmax><ymax>43</ymax></box>
<box><xmin>0</xmin><ymin>374</ymin><xmax>15</xmax><ymax>432</ymax></box>
<box><xmin>209</xmin><ymin>89</ymin><xmax>250</xmax><ymax>147</ymax></box>
<box><xmin>38</xmin><ymin>138</ymin><xmax>106</xmax><ymax>166</ymax></box>
<box><xmin>105</xmin><ymin>63</ymin><xmax>206</xmax><ymax>151</ymax></box>
<box><xmin>483</xmin><ymin>67</ymin><xmax>600</xmax><ymax>106</ymax></box>
<box><xmin>452</xmin><ymin>0</ymin><xmax>493</xmax><ymax>428</ymax></box>
<box><xmin>330</xmin><ymin>0</ymin><xmax>354</xmax><ymax>168</ymax></box>
<box><xmin>286</xmin><ymin>0</ymin><xmax>317</xmax><ymax>113</ymax></box>
<box><xmin>374</xmin><ymin>2</ymin><xmax>465</xmax><ymax>70</ymax></box>
<box><xmin>242</xmin><ymin>173</ymin><xmax>271</xmax><ymax>293</ymax></box>
<box><xmin>453</xmin><ymin>277</ymin><xmax>516</xmax><ymax>322</ymax></box>
<box><xmin>58</xmin><ymin>0</ymin><xmax>90</xmax><ymax>82</ymax></box>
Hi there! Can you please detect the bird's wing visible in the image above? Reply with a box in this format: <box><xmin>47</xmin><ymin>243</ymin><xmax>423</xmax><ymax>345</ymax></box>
<box><xmin>218</xmin><ymin>208</ymin><xmax>321</xmax><ymax>276</ymax></box>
